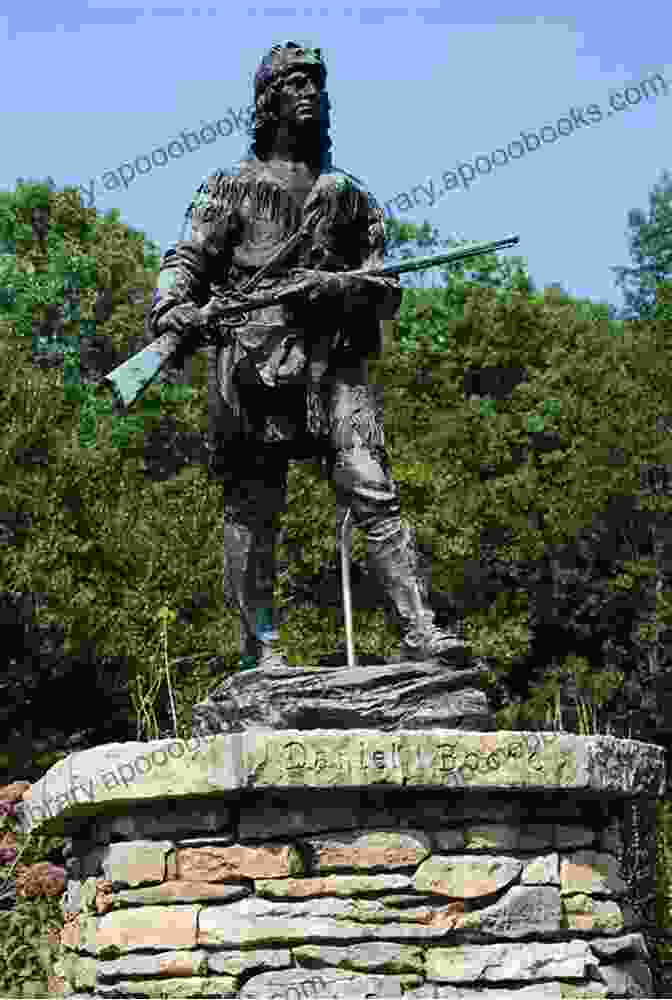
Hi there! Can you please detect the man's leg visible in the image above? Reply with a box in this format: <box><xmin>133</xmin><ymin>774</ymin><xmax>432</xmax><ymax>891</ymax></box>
<box><xmin>217</xmin><ymin>442</ymin><xmax>291</xmax><ymax>669</ymax></box>
<box><xmin>326</xmin><ymin>371</ymin><xmax>468</xmax><ymax>665</ymax></box>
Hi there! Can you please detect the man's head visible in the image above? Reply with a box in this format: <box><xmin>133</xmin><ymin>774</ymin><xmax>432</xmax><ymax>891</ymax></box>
<box><xmin>248</xmin><ymin>40</ymin><xmax>333</xmax><ymax>169</ymax></box>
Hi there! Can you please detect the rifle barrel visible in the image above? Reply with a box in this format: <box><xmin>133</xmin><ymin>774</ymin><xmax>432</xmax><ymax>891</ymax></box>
<box><xmin>373</xmin><ymin>235</ymin><xmax>520</xmax><ymax>277</ymax></box>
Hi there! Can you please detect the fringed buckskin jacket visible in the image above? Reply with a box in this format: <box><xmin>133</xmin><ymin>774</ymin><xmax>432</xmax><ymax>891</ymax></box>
<box><xmin>148</xmin><ymin>156</ymin><xmax>402</xmax><ymax>464</ymax></box>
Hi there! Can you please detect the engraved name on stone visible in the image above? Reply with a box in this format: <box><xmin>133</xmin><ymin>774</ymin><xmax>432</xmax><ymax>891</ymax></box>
<box><xmin>275</xmin><ymin>734</ymin><xmax>555</xmax><ymax>780</ymax></box>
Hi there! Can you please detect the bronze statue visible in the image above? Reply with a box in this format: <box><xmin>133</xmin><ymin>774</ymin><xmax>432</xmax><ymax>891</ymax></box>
<box><xmin>148</xmin><ymin>40</ymin><xmax>474</xmax><ymax>671</ymax></box>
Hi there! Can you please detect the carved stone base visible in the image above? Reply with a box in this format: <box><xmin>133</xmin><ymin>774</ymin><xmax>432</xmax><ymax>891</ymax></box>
<box><xmin>191</xmin><ymin>660</ymin><xmax>495</xmax><ymax>734</ymax></box>
<box><xmin>16</xmin><ymin>732</ymin><xmax>666</xmax><ymax>998</ymax></box>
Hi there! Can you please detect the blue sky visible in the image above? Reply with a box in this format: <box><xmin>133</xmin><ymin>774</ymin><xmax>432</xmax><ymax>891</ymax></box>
<box><xmin>1</xmin><ymin>4</ymin><xmax>669</xmax><ymax>311</ymax></box>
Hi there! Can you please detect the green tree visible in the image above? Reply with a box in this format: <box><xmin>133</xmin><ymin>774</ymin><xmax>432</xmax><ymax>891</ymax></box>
<box><xmin>382</xmin><ymin>215</ymin><xmax>536</xmax><ymax>354</ymax></box>
<box><xmin>383</xmin><ymin>217</ymin><xmax>450</xmax><ymax>290</ymax></box>
<box><xmin>5</xmin><ymin>181</ymin><xmax>672</xmax><ymax>1000</ymax></box>
<box><xmin>383</xmin><ymin>215</ymin><xmax>534</xmax><ymax>299</ymax></box>
<box><xmin>368</xmin><ymin>263</ymin><xmax>672</xmax><ymax>749</ymax></box>
<box><xmin>611</xmin><ymin>168</ymin><xmax>672</xmax><ymax>321</ymax></box>
<box><xmin>2</xmin><ymin>180</ymin><xmax>671</xmax><ymax>763</ymax></box>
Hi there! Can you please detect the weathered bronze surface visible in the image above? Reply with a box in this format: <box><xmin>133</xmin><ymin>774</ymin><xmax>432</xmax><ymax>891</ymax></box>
<box><xmin>146</xmin><ymin>40</ymin><xmax>488</xmax><ymax>708</ymax></box>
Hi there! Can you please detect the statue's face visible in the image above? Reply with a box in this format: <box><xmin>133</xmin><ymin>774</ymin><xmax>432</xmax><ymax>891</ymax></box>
<box><xmin>274</xmin><ymin>66</ymin><xmax>322</xmax><ymax>130</ymax></box>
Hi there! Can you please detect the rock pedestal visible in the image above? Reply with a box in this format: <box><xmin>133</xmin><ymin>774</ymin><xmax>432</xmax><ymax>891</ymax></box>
<box><xmin>192</xmin><ymin>660</ymin><xmax>495</xmax><ymax>733</ymax></box>
<box><xmin>15</xmin><ymin>730</ymin><xmax>666</xmax><ymax>998</ymax></box>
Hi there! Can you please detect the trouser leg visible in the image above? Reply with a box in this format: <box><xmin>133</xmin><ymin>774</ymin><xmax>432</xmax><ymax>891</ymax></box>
<box><xmin>326</xmin><ymin>379</ymin><xmax>430</xmax><ymax>630</ymax></box>
<box><xmin>326</xmin><ymin>375</ymin><xmax>466</xmax><ymax>663</ymax></box>
<box><xmin>218</xmin><ymin>443</ymin><xmax>289</xmax><ymax>667</ymax></box>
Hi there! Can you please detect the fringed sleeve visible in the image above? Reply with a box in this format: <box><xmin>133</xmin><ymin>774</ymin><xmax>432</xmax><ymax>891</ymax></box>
<box><xmin>148</xmin><ymin>170</ymin><xmax>242</xmax><ymax>337</ymax></box>
<box><xmin>301</xmin><ymin>171</ymin><xmax>402</xmax><ymax>360</ymax></box>
<box><xmin>360</xmin><ymin>193</ymin><xmax>403</xmax><ymax>318</ymax></box>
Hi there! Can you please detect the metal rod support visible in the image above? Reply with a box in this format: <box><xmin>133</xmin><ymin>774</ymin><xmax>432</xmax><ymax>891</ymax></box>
<box><xmin>340</xmin><ymin>506</ymin><xmax>357</xmax><ymax>668</ymax></box>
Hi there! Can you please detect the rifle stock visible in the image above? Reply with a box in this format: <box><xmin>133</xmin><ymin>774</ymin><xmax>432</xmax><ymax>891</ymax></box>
<box><xmin>103</xmin><ymin>329</ymin><xmax>188</xmax><ymax>410</ymax></box>
<box><xmin>103</xmin><ymin>284</ymin><xmax>314</xmax><ymax>410</ymax></box>
<box><xmin>104</xmin><ymin>235</ymin><xmax>519</xmax><ymax>409</ymax></box>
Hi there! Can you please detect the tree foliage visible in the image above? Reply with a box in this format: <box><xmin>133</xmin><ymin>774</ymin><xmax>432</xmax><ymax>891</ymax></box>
<box><xmin>612</xmin><ymin>167</ymin><xmax>672</xmax><ymax>321</ymax></box>
<box><xmin>1</xmin><ymin>179</ymin><xmax>672</xmax><ymax>988</ymax></box>
<box><xmin>383</xmin><ymin>214</ymin><xmax>537</xmax><ymax>347</ymax></box>
<box><xmin>0</xmin><ymin>181</ymin><xmax>670</xmax><ymax>772</ymax></box>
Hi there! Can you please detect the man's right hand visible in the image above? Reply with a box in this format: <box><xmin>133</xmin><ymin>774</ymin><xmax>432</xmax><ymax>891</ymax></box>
<box><xmin>155</xmin><ymin>303</ymin><xmax>205</xmax><ymax>338</ymax></box>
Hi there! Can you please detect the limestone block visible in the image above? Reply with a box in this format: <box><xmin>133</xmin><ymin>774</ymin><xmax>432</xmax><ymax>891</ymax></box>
<box><xmin>292</xmin><ymin>940</ymin><xmax>425</xmax><ymax>975</ymax></box>
<box><xmin>61</xmin><ymin>878</ymin><xmax>83</xmax><ymax>918</ymax></box>
<box><xmin>462</xmin><ymin>824</ymin><xmax>520</xmax><ymax>850</ymax></box>
<box><xmin>301</xmin><ymin>829</ymin><xmax>432</xmax><ymax>872</ymax></box>
<box><xmin>425</xmin><ymin>938</ymin><xmax>592</xmax><ymax>982</ymax></box>
<box><xmin>206</xmin><ymin>947</ymin><xmax>292</xmax><ymax>976</ymax></box>
<box><xmin>379</xmin><ymin>893</ymin><xmax>438</xmax><ymax>909</ymax></box>
<box><xmin>95</xmin><ymin>904</ymin><xmax>199</xmax><ymax>956</ymax></box>
<box><xmin>234</xmin><ymin>731</ymin><xmax>666</xmax><ymax>796</ymax></box>
<box><xmin>562</xmin><ymin>893</ymin><xmax>629</xmax><ymax>933</ymax></box>
<box><xmin>15</xmin><ymin>734</ymin><xmax>237</xmax><ymax>838</ymax></box>
<box><xmin>197</xmin><ymin>895</ymin><xmax>467</xmax><ymax>948</ymax></box>
<box><xmin>588</xmin><ymin>932</ymin><xmax>650</xmax><ymax>961</ymax></box>
<box><xmin>237</xmin><ymin>966</ymin><xmax>422</xmax><ymax>997</ymax></box>
<box><xmin>404</xmin><ymin>983</ymin><xmax>603</xmax><ymax>998</ymax></box>
<box><xmin>15</xmin><ymin>732</ymin><xmax>666</xmax><ymax>840</ymax></box>
<box><xmin>452</xmin><ymin>884</ymin><xmax>562</xmax><ymax>937</ymax></box>
<box><xmin>96</xmin><ymin>950</ymin><xmax>209</xmax><ymax>980</ymax></box>
<box><xmin>174</xmin><ymin>835</ymin><xmax>235</xmax><ymax>846</ymax></box>
<box><xmin>560</xmin><ymin>850</ymin><xmax>627</xmax><ymax>896</ymax></box>
<box><xmin>95</xmin><ymin>879</ymin><xmax>252</xmax><ymax>912</ymax></box>
<box><xmin>100</xmin><ymin>840</ymin><xmax>176</xmax><ymax>887</ymax></box>
<box><xmin>414</xmin><ymin>854</ymin><xmax>522</xmax><ymax>897</ymax></box>
<box><xmin>176</xmin><ymin>842</ymin><xmax>304</xmax><ymax>880</ymax></box>
<box><xmin>343</xmin><ymin>897</ymin><xmax>466</xmax><ymax>929</ymax></box>
<box><xmin>558</xmin><ymin>986</ymin><xmax>608</xmax><ymax>998</ymax></box>
<box><xmin>96</xmin><ymin>975</ymin><xmax>237</xmax><ymax>997</ymax></box>
<box><xmin>521</xmin><ymin>852</ymin><xmax>560</xmax><ymax>884</ymax></box>
<box><xmin>255</xmin><ymin>872</ymin><xmax>414</xmax><ymax>897</ymax></box>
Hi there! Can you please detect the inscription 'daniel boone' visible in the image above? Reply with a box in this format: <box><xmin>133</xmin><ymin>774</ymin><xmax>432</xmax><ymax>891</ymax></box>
<box><xmin>249</xmin><ymin>734</ymin><xmax>574</xmax><ymax>784</ymax></box>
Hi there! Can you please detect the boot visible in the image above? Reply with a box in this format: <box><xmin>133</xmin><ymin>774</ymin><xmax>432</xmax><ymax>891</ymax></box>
<box><xmin>240</xmin><ymin>606</ymin><xmax>292</xmax><ymax>671</ymax></box>
<box><xmin>222</xmin><ymin>516</ymin><xmax>293</xmax><ymax>671</ymax></box>
<box><xmin>367</xmin><ymin>521</ymin><xmax>470</xmax><ymax>667</ymax></box>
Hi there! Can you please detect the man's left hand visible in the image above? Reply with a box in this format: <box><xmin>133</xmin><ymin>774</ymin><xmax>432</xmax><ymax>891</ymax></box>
<box><xmin>288</xmin><ymin>269</ymin><xmax>374</xmax><ymax>309</ymax></box>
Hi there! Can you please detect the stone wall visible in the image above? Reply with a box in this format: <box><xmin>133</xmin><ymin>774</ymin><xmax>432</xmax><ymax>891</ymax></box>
<box><xmin>14</xmin><ymin>729</ymin><xmax>666</xmax><ymax>998</ymax></box>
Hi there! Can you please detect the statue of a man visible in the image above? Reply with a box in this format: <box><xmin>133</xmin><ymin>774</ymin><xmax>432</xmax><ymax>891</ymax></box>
<box><xmin>149</xmin><ymin>40</ymin><xmax>468</xmax><ymax>670</ymax></box>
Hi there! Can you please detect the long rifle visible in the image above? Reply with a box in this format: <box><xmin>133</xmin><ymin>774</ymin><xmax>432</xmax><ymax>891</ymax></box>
<box><xmin>104</xmin><ymin>235</ymin><xmax>520</xmax><ymax>409</ymax></box>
